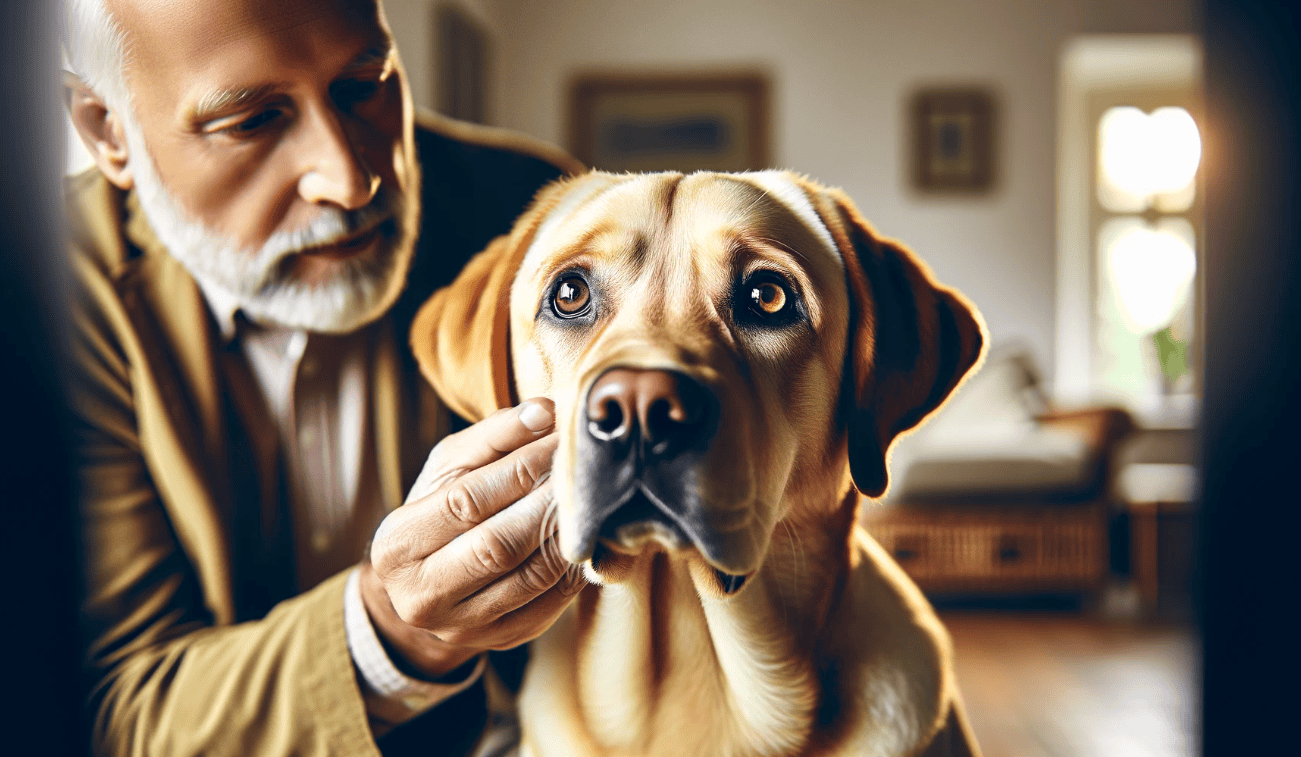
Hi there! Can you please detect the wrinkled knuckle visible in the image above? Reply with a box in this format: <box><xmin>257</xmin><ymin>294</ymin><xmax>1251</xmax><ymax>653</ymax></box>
<box><xmin>511</xmin><ymin>454</ymin><xmax>545</xmax><ymax>492</ymax></box>
<box><xmin>390</xmin><ymin>595</ymin><xmax>434</xmax><ymax>629</ymax></box>
<box><xmin>519</xmin><ymin>555</ymin><xmax>562</xmax><ymax>596</ymax></box>
<box><xmin>369</xmin><ymin>535</ymin><xmax>403</xmax><ymax>575</ymax></box>
<box><xmin>443</xmin><ymin>482</ymin><xmax>484</xmax><ymax>525</ymax></box>
<box><xmin>470</xmin><ymin>530</ymin><xmax>521</xmax><ymax>576</ymax></box>
<box><xmin>544</xmin><ymin>540</ymin><xmax>572</xmax><ymax>581</ymax></box>
<box><xmin>369</xmin><ymin>546</ymin><xmax>395</xmax><ymax>576</ymax></box>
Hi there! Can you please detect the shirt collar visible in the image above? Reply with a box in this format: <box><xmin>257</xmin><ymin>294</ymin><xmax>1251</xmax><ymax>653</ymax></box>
<box><xmin>194</xmin><ymin>277</ymin><xmax>244</xmax><ymax>345</ymax></box>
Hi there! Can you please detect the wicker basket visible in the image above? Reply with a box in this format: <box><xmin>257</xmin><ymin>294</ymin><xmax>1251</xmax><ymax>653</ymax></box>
<box><xmin>861</xmin><ymin>501</ymin><xmax>1109</xmax><ymax>594</ymax></box>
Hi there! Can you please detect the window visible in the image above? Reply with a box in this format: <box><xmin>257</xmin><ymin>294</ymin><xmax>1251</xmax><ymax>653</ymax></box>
<box><xmin>1057</xmin><ymin>37</ymin><xmax>1202</xmax><ymax>427</ymax></box>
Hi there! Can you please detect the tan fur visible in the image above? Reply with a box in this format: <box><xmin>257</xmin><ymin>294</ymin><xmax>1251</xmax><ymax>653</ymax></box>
<box><xmin>412</xmin><ymin>171</ymin><xmax>986</xmax><ymax>757</ymax></box>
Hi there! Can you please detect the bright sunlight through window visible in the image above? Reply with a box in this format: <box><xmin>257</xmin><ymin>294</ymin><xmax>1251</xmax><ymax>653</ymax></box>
<box><xmin>1098</xmin><ymin>106</ymin><xmax>1201</xmax><ymax>213</ymax></box>
<box><xmin>1101</xmin><ymin>218</ymin><xmax>1198</xmax><ymax>335</ymax></box>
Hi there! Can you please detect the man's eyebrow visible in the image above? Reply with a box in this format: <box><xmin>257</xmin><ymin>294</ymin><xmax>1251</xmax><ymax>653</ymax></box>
<box><xmin>189</xmin><ymin>84</ymin><xmax>283</xmax><ymax>123</ymax></box>
<box><xmin>187</xmin><ymin>43</ymin><xmax>394</xmax><ymax>123</ymax></box>
<box><xmin>342</xmin><ymin>42</ymin><xmax>395</xmax><ymax>72</ymax></box>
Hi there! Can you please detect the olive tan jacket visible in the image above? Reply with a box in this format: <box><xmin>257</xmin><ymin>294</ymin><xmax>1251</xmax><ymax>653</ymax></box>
<box><xmin>64</xmin><ymin>110</ymin><xmax>578</xmax><ymax>756</ymax></box>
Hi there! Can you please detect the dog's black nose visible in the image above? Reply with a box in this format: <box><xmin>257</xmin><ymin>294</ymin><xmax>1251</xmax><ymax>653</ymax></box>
<box><xmin>572</xmin><ymin>367</ymin><xmax>723</xmax><ymax>563</ymax></box>
<box><xmin>586</xmin><ymin>368</ymin><xmax>715</xmax><ymax>456</ymax></box>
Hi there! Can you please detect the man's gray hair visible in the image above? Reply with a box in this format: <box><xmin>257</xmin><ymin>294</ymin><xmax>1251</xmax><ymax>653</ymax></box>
<box><xmin>64</xmin><ymin>0</ymin><xmax>131</xmax><ymax>111</ymax></box>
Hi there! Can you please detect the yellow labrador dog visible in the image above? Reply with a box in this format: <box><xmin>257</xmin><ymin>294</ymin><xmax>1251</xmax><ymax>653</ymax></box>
<box><xmin>411</xmin><ymin>171</ymin><xmax>985</xmax><ymax>757</ymax></box>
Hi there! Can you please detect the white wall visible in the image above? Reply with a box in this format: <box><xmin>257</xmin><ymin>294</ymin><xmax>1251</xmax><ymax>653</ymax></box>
<box><xmin>384</xmin><ymin>0</ymin><xmax>502</xmax><ymax>114</ymax></box>
<box><xmin>486</xmin><ymin>0</ymin><xmax>1197</xmax><ymax>385</ymax></box>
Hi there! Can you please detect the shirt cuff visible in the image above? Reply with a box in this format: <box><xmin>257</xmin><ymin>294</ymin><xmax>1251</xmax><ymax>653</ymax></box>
<box><xmin>343</xmin><ymin>568</ymin><xmax>485</xmax><ymax>730</ymax></box>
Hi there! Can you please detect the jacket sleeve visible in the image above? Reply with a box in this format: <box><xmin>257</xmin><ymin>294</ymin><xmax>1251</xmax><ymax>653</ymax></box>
<box><xmin>68</xmin><ymin>256</ymin><xmax>383</xmax><ymax>757</ymax></box>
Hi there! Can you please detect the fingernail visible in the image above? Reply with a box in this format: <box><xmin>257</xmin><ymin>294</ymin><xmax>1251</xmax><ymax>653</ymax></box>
<box><xmin>519</xmin><ymin>401</ymin><xmax>554</xmax><ymax>432</ymax></box>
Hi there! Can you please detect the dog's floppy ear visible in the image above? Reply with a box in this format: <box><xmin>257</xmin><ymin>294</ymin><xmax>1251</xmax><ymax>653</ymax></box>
<box><xmin>410</xmin><ymin>177</ymin><xmax>579</xmax><ymax>422</ymax></box>
<box><xmin>813</xmin><ymin>187</ymin><xmax>986</xmax><ymax>498</ymax></box>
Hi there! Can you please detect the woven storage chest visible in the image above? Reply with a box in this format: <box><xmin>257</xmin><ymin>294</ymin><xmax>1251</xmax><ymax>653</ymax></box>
<box><xmin>861</xmin><ymin>501</ymin><xmax>1109</xmax><ymax>594</ymax></box>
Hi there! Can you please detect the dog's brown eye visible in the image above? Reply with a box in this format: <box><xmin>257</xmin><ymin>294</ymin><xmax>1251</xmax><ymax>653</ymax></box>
<box><xmin>553</xmin><ymin>276</ymin><xmax>591</xmax><ymax>317</ymax></box>
<box><xmin>735</xmin><ymin>272</ymin><xmax>803</xmax><ymax>329</ymax></box>
<box><xmin>749</xmin><ymin>282</ymin><xmax>788</xmax><ymax>315</ymax></box>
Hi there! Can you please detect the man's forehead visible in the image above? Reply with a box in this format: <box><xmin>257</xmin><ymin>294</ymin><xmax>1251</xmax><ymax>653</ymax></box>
<box><xmin>107</xmin><ymin>0</ymin><xmax>385</xmax><ymax>83</ymax></box>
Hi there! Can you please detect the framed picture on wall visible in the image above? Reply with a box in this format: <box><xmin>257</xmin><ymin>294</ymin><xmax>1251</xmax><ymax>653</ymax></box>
<box><xmin>568</xmin><ymin>73</ymin><xmax>770</xmax><ymax>173</ymax></box>
<box><xmin>910</xmin><ymin>87</ymin><xmax>997</xmax><ymax>193</ymax></box>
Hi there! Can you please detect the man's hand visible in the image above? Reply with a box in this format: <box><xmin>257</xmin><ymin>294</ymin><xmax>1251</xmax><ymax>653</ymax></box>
<box><xmin>360</xmin><ymin>398</ymin><xmax>585</xmax><ymax>679</ymax></box>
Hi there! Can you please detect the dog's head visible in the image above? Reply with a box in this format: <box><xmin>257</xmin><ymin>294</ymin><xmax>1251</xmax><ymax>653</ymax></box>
<box><xmin>412</xmin><ymin>171</ymin><xmax>984</xmax><ymax>595</ymax></box>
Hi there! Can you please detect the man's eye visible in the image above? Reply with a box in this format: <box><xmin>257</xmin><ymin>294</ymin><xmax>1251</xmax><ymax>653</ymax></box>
<box><xmin>233</xmin><ymin>109</ymin><xmax>282</xmax><ymax>132</ymax></box>
<box><xmin>331</xmin><ymin>79</ymin><xmax>381</xmax><ymax>109</ymax></box>
<box><xmin>211</xmin><ymin>109</ymin><xmax>283</xmax><ymax>137</ymax></box>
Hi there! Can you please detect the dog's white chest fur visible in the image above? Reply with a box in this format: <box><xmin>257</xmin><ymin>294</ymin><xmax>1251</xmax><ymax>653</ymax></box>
<box><xmin>516</xmin><ymin>532</ymin><xmax>950</xmax><ymax>757</ymax></box>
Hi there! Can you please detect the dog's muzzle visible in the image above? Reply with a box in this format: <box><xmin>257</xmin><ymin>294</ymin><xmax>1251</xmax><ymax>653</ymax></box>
<box><xmin>571</xmin><ymin>367</ymin><xmax>740</xmax><ymax>577</ymax></box>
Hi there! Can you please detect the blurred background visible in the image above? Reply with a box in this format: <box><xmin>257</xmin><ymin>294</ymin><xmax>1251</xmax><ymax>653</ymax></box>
<box><xmin>48</xmin><ymin>1</ymin><xmax>1300</xmax><ymax>755</ymax></box>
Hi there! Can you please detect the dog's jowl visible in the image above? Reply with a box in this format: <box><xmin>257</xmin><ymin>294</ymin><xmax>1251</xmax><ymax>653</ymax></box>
<box><xmin>412</xmin><ymin>171</ymin><xmax>986</xmax><ymax>757</ymax></box>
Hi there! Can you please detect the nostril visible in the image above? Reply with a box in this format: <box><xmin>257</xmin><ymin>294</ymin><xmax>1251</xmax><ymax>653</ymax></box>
<box><xmin>645</xmin><ymin>397</ymin><xmax>689</xmax><ymax>452</ymax></box>
<box><xmin>585</xmin><ymin>368</ymin><xmax>717</xmax><ymax>452</ymax></box>
<box><xmin>641</xmin><ymin>377</ymin><xmax>713</xmax><ymax>456</ymax></box>
<box><xmin>589</xmin><ymin>398</ymin><xmax>627</xmax><ymax>441</ymax></box>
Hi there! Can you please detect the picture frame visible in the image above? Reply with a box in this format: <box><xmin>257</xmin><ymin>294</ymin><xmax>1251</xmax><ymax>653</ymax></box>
<box><xmin>910</xmin><ymin>88</ymin><xmax>997</xmax><ymax>193</ymax></box>
<box><xmin>568</xmin><ymin>72</ymin><xmax>770</xmax><ymax>173</ymax></box>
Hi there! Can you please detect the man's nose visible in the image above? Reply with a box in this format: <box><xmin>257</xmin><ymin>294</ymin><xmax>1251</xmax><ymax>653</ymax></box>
<box><xmin>296</xmin><ymin>108</ymin><xmax>379</xmax><ymax>210</ymax></box>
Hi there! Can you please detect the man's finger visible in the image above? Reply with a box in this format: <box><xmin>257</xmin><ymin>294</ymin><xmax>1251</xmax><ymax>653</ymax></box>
<box><xmin>476</xmin><ymin>567</ymin><xmax>587</xmax><ymax>650</ymax></box>
<box><xmin>375</xmin><ymin>434</ymin><xmax>558</xmax><ymax>568</ymax></box>
<box><xmin>405</xmin><ymin>398</ymin><xmax>556</xmax><ymax>505</ymax></box>
<box><xmin>449</xmin><ymin>533</ymin><xmax>572</xmax><ymax>624</ymax></box>
<box><xmin>434</xmin><ymin>563</ymin><xmax>586</xmax><ymax>650</ymax></box>
<box><xmin>411</xmin><ymin>478</ymin><xmax>560</xmax><ymax>603</ymax></box>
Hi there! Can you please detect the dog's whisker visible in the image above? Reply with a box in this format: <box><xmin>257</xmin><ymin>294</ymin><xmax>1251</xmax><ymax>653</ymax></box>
<box><xmin>753</xmin><ymin>235</ymin><xmax>814</xmax><ymax>265</ymax></box>
<box><xmin>780</xmin><ymin>518</ymin><xmax>806</xmax><ymax>618</ymax></box>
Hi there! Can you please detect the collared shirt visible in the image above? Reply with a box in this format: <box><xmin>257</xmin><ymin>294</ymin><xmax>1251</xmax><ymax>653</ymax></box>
<box><xmin>200</xmin><ymin>282</ymin><xmax>484</xmax><ymax>736</ymax></box>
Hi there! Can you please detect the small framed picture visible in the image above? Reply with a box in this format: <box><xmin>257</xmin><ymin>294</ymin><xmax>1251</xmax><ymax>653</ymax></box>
<box><xmin>568</xmin><ymin>73</ymin><xmax>770</xmax><ymax>173</ymax></box>
<box><xmin>910</xmin><ymin>88</ymin><xmax>997</xmax><ymax>193</ymax></box>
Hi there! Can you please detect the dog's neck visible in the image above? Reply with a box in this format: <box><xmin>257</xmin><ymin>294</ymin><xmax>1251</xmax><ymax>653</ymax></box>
<box><xmin>567</xmin><ymin>466</ymin><xmax>858</xmax><ymax>757</ymax></box>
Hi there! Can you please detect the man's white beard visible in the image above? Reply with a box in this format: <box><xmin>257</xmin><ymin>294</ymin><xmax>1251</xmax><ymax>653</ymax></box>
<box><xmin>121</xmin><ymin>111</ymin><xmax>419</xmax><ymax>334</ymax></box>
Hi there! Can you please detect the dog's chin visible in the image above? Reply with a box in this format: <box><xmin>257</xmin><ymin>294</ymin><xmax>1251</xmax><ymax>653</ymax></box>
<box><xmin>574</xmin><ymin>494</ymin><xmax>757</xmax><ymax>598</ymax></box>
<box><xmin>581</xmin><ymin>544</ymin><xmax>755</xmax><ymax>598</ymax></box>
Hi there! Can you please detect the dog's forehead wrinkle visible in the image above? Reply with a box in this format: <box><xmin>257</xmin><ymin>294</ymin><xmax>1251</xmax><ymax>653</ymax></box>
<box><xmin>658</xmin><ymin>173</ymin><xmax>685</xmax><ymax>227</ymax></box>
<box><xmin>731</xmin><ymin>172</ymin><xmax>842</xmax><ymax>267</ymax></box>
<box><xmin>523</xmin><ymin>173</ymin><xmax>638</xmax><ymax>274</ymax></box>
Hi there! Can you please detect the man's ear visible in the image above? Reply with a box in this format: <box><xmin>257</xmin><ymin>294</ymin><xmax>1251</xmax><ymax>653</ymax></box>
<box><xmin>64</xmin><ymin>74</ymin><xmax>133</xmax><ymax>189</ymax></box>
<box><xmin>813</xmin><ymin>187</ymin><xmax>987</xmax><ymax>498</ymax></box>
<box><xmin>409</xmin><ymin>176</ymin><xmax>582</xmax><ymax>422</ymax></box>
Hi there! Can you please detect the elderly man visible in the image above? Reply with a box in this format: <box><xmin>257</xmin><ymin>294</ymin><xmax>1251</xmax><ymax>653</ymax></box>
<box><xmin>63</xmin><ymin>0</ymin><xmax>584</xmax><ymax>753</ymax></box>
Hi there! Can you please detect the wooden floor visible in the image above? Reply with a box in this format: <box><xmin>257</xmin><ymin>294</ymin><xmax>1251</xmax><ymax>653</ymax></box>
<box><xmin>940</xmin><ymin>612</ymin><xmax>1197</xmax><ymax>757</ymax></box>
